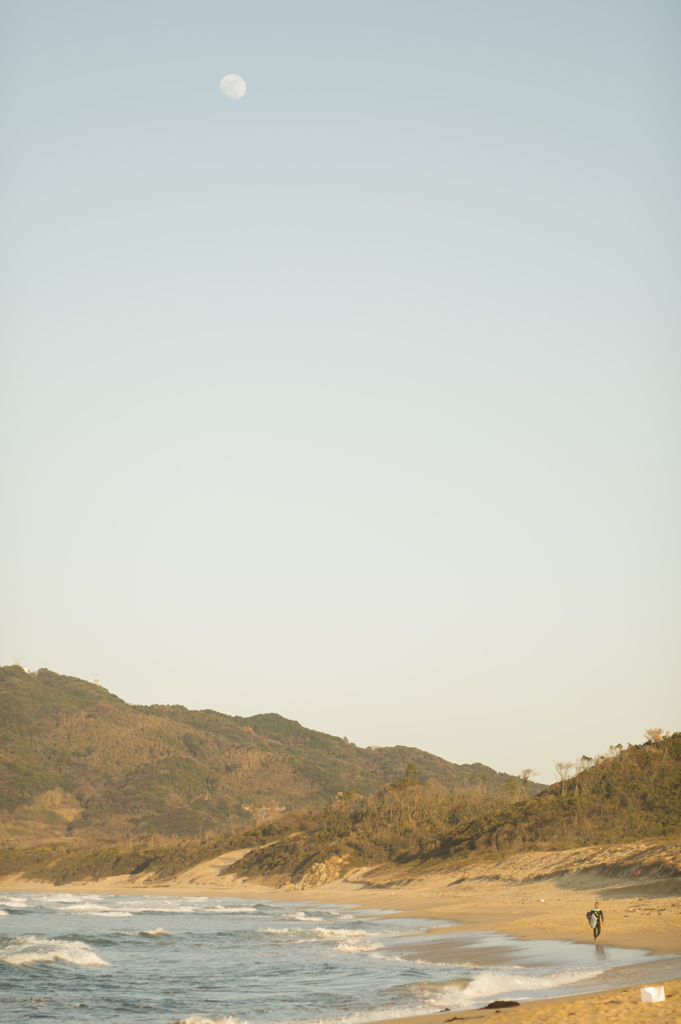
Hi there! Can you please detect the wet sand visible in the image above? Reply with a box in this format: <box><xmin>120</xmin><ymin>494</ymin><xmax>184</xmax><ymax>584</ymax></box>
<box><xmin>371</xmin><ymin>976</ymin><xmax>680</xmax><ymax>1021</ymax></box>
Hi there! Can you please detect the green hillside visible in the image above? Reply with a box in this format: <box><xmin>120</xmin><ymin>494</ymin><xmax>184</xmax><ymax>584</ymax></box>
<box><xmin>230</xmin><ymin>733</ymin><xmax>681</xmax><ymax>884</ymax></box>
<box><xmin>1</xmin><ymin>664</ymin><xmax>674</xmax><ymax>886</ymax></box>
<box><xmin>433</xmin><ymin>731</ymin><xmax>681</xmax><ymax>860</ymax></box>
<box><xmin>0</xmin><ymin>664</ymin><xmax>522</xmax><ymax>845</ymax></box>
<box><xmin>6</xmin><ymin>735</ymin><xmax>675</xmax><ymax>887</ymax></box>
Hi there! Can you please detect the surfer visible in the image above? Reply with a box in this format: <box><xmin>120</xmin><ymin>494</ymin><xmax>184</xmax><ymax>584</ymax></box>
<box><xmin>586</xmin><ymin>901</ymin><xmax>604</xmax><ymax>941</ymax></box>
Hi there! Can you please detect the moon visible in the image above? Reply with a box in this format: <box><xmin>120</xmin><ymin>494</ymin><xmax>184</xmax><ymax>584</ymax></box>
<box><xmin>220</xmin><ymin>74</ymin><xmax>246</xmax><ymax>100</ymax></box>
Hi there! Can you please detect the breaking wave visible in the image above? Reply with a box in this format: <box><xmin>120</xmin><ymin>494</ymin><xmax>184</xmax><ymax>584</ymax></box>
<box><xmin>336</xmin><ymin>940</ymin><xmax>385</xmax><ymax>953</ymax></box>
<box><xmin>168</xmin><ymin>1015</ymin><xmax>240</xmax><ymax>1024</ymax></box>
<box><xmin>0</xmin><ymin>890</ymin><xmax>660</xmax><ymax>1024</ymax></box>
<box><xmin>0</xmin><ymin>935</ymin><xmax>109</xmax><ymax>967</ymax></box>
<box><xmin>39</xmin><ymin>894</ymin><xmax>102</xmax><ymax>904</ymax></box>
<box><xmin>416</xmin><ymin>967</ymin><xmax>605</xmax><ymax>1010</ymax></box>
<box><xmin>261</xmin><ymin>926</ymin><xmax>381</xmax><ymax>944</ymax></box>
<box><xmin>170</xmin><ymin>1017</ymin><xmax>242</xmax><ymax>1024</ymax></box>
<box><xmin>90</xmin><ymin>911</ymin><xmax>134</xmax><ymax>917</ymax></box>
<box><xmin>314</xmin><ymin>928</ymin><xmax>374</xmax><ymax>938</ymax></box>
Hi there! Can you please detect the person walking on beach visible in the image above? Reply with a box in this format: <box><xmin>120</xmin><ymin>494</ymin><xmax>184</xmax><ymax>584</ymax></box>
<box><xmin>586</xmin><ymin>901</ymin><xmax>604</xmax><ymax>941</ymax></box>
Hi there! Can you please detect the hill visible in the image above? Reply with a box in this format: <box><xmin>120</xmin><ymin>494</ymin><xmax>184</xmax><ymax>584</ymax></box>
<box><xmin>230</xmin><ymin>732</ymin><xmax>681</xmax><ymax>885</ymax></box>
<box><xmin>2</xmin><ymin>735</ymin><xmax>676</xmax><ymax>888</ymax></box>
<box><xmin>0</xmin><ymin>664</ymin><xmax>525</xmax><ymax>845</ymax></box>
<box><xmin>433</xmin><ymin>730</ymin><xmax>681</xmax><ymax>860</ymax></box>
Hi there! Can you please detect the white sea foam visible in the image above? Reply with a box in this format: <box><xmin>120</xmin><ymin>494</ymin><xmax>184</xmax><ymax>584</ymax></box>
<box><xmin>172</xmin><ymin>1016</ymin><xmax>242</xmax><ymax>1024</ymax></box>
<box><xmin>336</xmin><ymin>940</ymin><xmax>385</xmax><ymax>953</ymax></box>
<box><xmin>420</xmin><ymin>967</ymin><xmax>605</xmax><ymax>1010</ymax></box>
<box><xmin>291</xmin><ymin>1008</ymin><xmax>431</xmax><ymax>1024</ymax></box>
<box><xmin>0</xmin><ymin>910</ymin><xmax>9</xmax><ymax>915</ymax></box>
<box><xmin>203</xmin><ymin>905</ymin><xmax>257</xmax><ymax>913</ymax></box>
<box><xmin>110</xmin><ymin>899</ymin><xmax>260</xmax><ymax>917</ymax></box>
<box><xmin>0</xmin><ymin>935</ymin><xmax>109</xmax><ymax>966</ymax></box>
<box><xmin>261</xmin><ymin>925</ymin><xmax>377</xmax><ymax>941</ymax></box>
<box><xmin>64</xmin><ymin>903</ymin><xmax>132</xmax><ymax>917</ymax></box>
<box><xmin>39</xmin><ymin>893</ymin><xmax>102</xmax><ymax>904</ymax></box>
<box><xmin>314</xmin><ymin>928</ymin><xmax>374</xmax><ymax>938</ymax></box>
<box><xmin>90</xmin><ymin>911</ymin><xmax>134</xmax><ymax>917</ymax></box>
<box><xmin>140</xmin><ymin>928</ymin><xmax>170</xmax><ymax>936</ymax></box>
<box><xmin>0</xmin><ymin>898</ymin><xmax>27</xmax><ymax>908</ymax></box>
<box><xmin>376</xmin><ymin>953</ymin><xmax>459</xmax><ymax>967</ymax></box>
<box><xmin>466</xmin><ymin>968</ymin><xmax>603</xmax><ymax>999</ymax></box>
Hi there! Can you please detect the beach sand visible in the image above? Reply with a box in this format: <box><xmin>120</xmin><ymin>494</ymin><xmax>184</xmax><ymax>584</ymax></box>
<box><xmin>2</xmin><ymin>840</ymin><xmax>680</xmax><ymax>1022</ymax></box>
<box><xmin>371</xmin><ymin>976</ymin><xmax>680</xmax><ymax>1021</ymax></box>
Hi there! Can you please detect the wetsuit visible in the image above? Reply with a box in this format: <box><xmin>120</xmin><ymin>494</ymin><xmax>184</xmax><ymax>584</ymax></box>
<box><xmin>587</xmin><ymin>907</ymin><xmax>604</xmax><ymax>940</ymax></box>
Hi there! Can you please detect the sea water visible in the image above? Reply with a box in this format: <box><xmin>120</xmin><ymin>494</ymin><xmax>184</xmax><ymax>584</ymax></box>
<box><xmin>1</xmin><ymin>892</ymin><xmax>679</xmax><ymax>1024</ymax></box>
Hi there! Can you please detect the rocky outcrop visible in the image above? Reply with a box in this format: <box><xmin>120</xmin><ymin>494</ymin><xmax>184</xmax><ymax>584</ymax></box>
<box><xmin>292</xmin><ymin>855</ymin><xmax>349</xmax><ymax>889</ymax></box>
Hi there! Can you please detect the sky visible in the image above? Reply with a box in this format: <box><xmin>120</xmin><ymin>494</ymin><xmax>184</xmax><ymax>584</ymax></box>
<box><xmin>2</xmin><ymin>1</ymin><xmax>680</xmax><ymax>782</ymax></box>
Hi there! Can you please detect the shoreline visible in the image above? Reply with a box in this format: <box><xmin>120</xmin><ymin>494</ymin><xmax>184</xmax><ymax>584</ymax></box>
<box><xmin>3</xmin><ymin>852</ymin><xmax>680</xmax><ymax>956</ymax></box>
<box><xmin>366</xmin><ymin>977</ymin><xmax>681</xmax><ymax>1022</ymax></box>
<box><xmin>2</xmin><ymin>849</ymin><xmax>680</xmax><ymax>1022</ymax></box>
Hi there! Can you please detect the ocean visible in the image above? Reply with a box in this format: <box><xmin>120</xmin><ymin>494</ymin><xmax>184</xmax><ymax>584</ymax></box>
<box><xmin>1</xmin><ymin>891</ymin><xmax>679</xmax><ymax>1023</ymax></box>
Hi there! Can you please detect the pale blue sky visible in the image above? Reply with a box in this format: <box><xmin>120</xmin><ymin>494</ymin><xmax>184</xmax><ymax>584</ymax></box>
<box><xmin>2</xmin><ymin>1</ymin><xmax>679</xmax><ymax>780</ymax></box>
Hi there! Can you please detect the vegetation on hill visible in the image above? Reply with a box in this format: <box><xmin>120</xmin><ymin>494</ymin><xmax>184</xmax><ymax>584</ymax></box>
<box><xmin>435</xmin><ymin>731</ymin><xmax>681</xmax><ymax>860</ymax></box>
<box><xmin>0</xmin><ymin>830</ymin><xmax>253</xmax><ymax>886</ymax></box>
<box><xmin>2</xmin><ymin>734</ymin><xmax>677</xmax><ymax>885</ymax></box>
<box><xmin>231</xmin><ymin>733</ymin><xmax>681</xmax><ymax>884</ymax></box>
<box><xmin>0</xmin><ymin>664</ymin><xmax>522</xmax><ymax>845</ymax></box>
<box><xmin>5</xmin><ymin>664</ymin><xmax>671</xmax><ymax>889</ymax></box>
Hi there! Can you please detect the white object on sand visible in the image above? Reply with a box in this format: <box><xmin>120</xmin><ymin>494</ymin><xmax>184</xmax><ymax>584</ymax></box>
<box><xmin>640</xmin><ymin>986</ymin><xmax>665</xmax><ymax>1002</ymax></box>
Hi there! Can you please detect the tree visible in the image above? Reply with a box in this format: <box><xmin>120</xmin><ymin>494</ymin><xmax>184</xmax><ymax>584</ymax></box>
<box><xmin>554</xmin><ymin>761</ymin><xmax>573</xmax><ymax>796</ymax></box>
<box><xmin>504</xmin><ymin>776</ymin><xmax>517</xmax><ymax>802</ymax></box>
<box><xmin>518</xmin><ymin>768</ymin><xmax>539</xmax><ymax>799</ymax></box>
<box><xmin>392</xmin><ymin>763</ymin><xmax>420</xmax><ymax>789</ymax></box>
<box><xmin>572</xmin><ymin>755</ymin><xmax>594</xmax><ymax>796</ymax></box>
<box><xmin>644</xmin><ymin>728</ymin><xmax>668</xmax><ymax>744</ymax></box>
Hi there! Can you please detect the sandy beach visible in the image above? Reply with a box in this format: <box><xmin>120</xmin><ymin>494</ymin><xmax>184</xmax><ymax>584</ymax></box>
<box><xmin>367</xmin><ymin>976</ymin><xmax>681</xmax><ymax>1022</ymax></box>
<box><xmin>2</xmin><ymin>840</ymin><xmax>680</xmax><ymax>1022</ymax></box>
